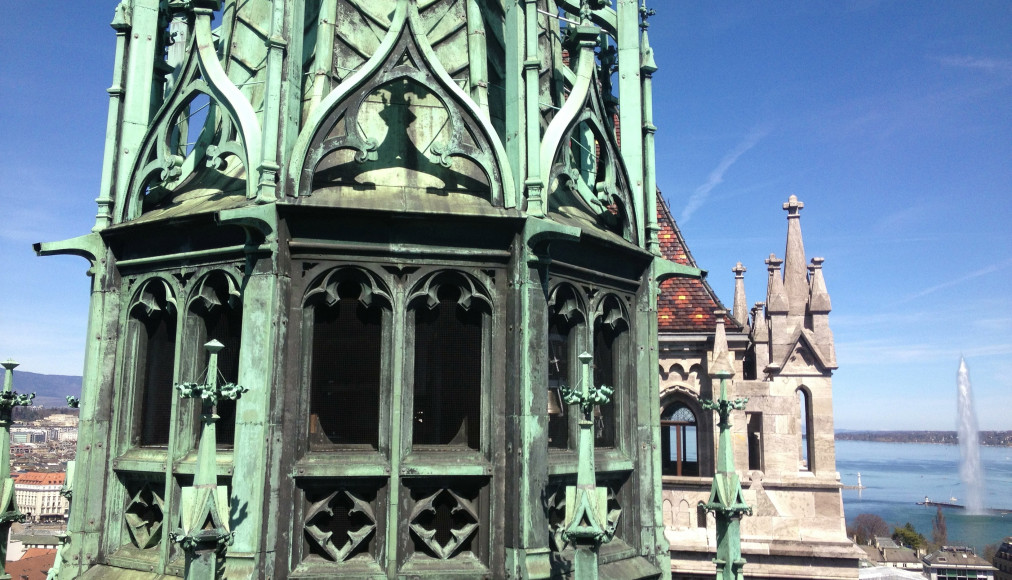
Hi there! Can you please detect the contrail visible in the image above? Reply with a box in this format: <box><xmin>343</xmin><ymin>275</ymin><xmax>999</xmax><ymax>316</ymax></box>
<box><xmin>680</xmin><ymin>125</ymin><xmax>769</xmax><ymax>225</ymax></box>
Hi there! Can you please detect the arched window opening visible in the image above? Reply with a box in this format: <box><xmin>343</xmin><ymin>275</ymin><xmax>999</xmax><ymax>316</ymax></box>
<box><xmin>413</xmin><ymin>284</ymin><xmax>483</xmax><ymax>449</ymax></box>
<box><xmin>798</xmin><ymin>388</ymin><xmax>814</xmax><ymax>472</ymax></box>
<box><xmin>308</xmin><ymin>280</ymin><xmax>384</xmax><ymax>450</ymax></box>
<box><xmin>747</xmin><ymin>412</ymin><xmax>763</xmax><ymax>472</ymax></box>
<box><xmin>200</xmin><ymin>302</ymin><xmax>242</xmax><ymax>447</ymax></box>
<box><xmin>132</xmin><ymin>281</ymin><xmax>177</xmax><ymax>447</ymax></box>
<box><xmin>592</xmin><ymin>322</ymin><xmax>618</xmax><ymax>448</ymax></box>
<box><xmin>188</xmin><ymin>274</ymin><xmax>243</xmax><ymax>448</ymax></box>
<box><xmin>547</xmin><ymin>285</ymin><xmax>583</xmax><ymax>451</ymax></box>
<box><xmin>547</xmin><ymin>316</ymin><xmax>573</xmax><ymax>450</ymax></box>
<box><xmin>661</xmin><ymin>402</ymin><xmax>698</xmax><ymax>476</ymax></box>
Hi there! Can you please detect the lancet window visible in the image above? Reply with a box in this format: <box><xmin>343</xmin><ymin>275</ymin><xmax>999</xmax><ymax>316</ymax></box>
<box><xmin>798</xmin><ymin>387</ymin><xmax>815</xmax><ymax>472</ymax></box>
<box><xmin>592</xmin><ymin>295</ymin><xmax>628</xmax><ymax>449</ymax></box>
<box><xmin>129</xmin><ymin>279</ymin><xmax>178</xmax><ymax>448</ymax></box>
<box><xmin>186</xmin><ymin>271</ymin><xmax>242</xmax><ymax>447</ymax></box>
<box><xmin>747</xmin><ymin>412</ymin><xmax>764</xmax><ymax>472</ymax></box>
<box><xmin>409</xmin><ymin>274</ymin><xmax>490</xmax><ymax>450</ymax></box>
<box><xmin>547</xmin><ymin>284</ymin><xmax>585</xmax><ymax>451</ymax></box>
<box><xmin>304</xmin><ymin>268</ymin><xmax>390</xmax><ymax>451</ymax></box>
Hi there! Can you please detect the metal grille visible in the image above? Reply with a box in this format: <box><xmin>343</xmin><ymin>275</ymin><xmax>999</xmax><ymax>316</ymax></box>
<box><xmin>309</xmin><ymin>296</ymin><xmax>382</xmax><ymax>449</ymax></box>
<box><xmin>140</xmin><ymin>315</ymin><xmax>176</xmax><ymax>447</ymax></box>
<box><xmin>412</xmin><ymin>287</ymin><xmax>482</xmax><ymax>448</ymax></box>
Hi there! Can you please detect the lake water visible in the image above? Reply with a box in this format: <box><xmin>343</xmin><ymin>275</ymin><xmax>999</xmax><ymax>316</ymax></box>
<box><xmin>837</xmin><ymin>439</ymin><xmax>1012</xmax><ymax>553</ymax></box>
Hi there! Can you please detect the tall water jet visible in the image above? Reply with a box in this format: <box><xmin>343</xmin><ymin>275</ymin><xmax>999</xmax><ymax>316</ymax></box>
<box><xmin>956</xmin><ymin>357</ymin><xmax>985</xmax><ymax>514</ymax></box>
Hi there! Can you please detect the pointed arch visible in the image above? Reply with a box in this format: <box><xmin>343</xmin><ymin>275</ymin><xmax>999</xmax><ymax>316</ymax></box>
<box><xmin>540</xmin><ymin>37</ymin><xmax>638</xmax><ymax>242</ymax></box>
<box><xmin>303</xmin><ymin>266</ymin><xmax>392</xmax><ymax>450</ymax></box>
<box><xmin>289</xmin><ymin>2</ymin><xmax>515</xmax><ymax>207</ymax></box>
<box><xmin>119</xmin><ymin>7</ymin><xmax>262</xmax><ymax>222</ymax></box>
<box><xmin>127</xmin><ymin>277</ymin><xmax>180</xmax><ymax>447</ymax></box>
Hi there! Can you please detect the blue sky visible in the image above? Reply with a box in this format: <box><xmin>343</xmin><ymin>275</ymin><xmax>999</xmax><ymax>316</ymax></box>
<box><xmin>1</xmin><ymin>2</ymin><xmax>1010</xmax><ymax>430</ymax></box>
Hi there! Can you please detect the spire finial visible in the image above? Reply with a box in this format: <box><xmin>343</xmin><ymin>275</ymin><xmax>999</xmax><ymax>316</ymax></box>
<box><xmin>783</xmin><ymin>194</ymin><xmax>804</xmax><ymax>218</ymax></box>
<box><xmin>709</xmin><ymin>309</ymin><xmax>735</xmax><ymax>379</ymax></box>
<box><xmin>732</xmin><ymin>262</ymin><xmax>748</xmax><ymax>329</ymax></box>
<box><xmin>782</xmin><ymin>195</ymin><xmax>808</xmax><ymax>317</ymax></box>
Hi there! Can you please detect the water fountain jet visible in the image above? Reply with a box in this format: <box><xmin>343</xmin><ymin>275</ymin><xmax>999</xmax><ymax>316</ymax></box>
<box><xmin>956</xmin><ymin>357</ymin><xmax>985</xmax><ymax>514</ymax></box>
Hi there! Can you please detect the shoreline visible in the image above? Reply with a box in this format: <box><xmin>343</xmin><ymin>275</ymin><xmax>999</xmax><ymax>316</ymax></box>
<box><xmin>835</xmin><ymin>431</ymin><xmax>1011</xmax><ymax>448</ymax></box>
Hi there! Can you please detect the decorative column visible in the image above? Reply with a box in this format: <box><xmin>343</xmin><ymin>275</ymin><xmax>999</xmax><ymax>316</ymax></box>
<box><xmin>170</xmin><ymin>341</ymin><xmax>247</xmax><ymax>579</ymax></box>
<box><xmin>560</xmin><ymin>352</ymin><xmax>615</xmax><ymax>580</ymax></box>
<box><xmin>699</xmin><ymin>313</ymin><xmax>751</xmax><ymax>580</ymax></box>
<box><xmin>0</xmin><ymin>360</ymin><xmax>35</xmax><ymax>580</ymax></box>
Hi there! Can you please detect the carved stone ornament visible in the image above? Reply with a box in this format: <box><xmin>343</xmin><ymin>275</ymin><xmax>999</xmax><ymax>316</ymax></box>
<box><xmin>409</xmin><ymin>488</ymin><xmax>479</xmax><ymax>560</ymax></box>
<box><xmin>124</xmin><ymin>483</ymin><xmax>166</xmax><ymax>549</ymax></box>
<box><xmin>304</xmin><ymin>489</ymin><xmax>377</xmax><ymax>563</ymax></box>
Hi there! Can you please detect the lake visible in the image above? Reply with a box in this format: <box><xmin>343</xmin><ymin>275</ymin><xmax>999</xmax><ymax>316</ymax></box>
<box><xmin>837</xmin><ymin>439</ymin><xmax>1012</xmax><ymax>554</ymax></box>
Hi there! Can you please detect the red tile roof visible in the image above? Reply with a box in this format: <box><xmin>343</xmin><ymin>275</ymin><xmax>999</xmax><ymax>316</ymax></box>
<box><xmin>5</xmin><ymin>548</ymin><xmax>56</xmax><ymax>579</ymax></box>
<box><xmin>656</xmin><ymin>192</ymin><xmax>739</xmax><ymax>333</ymax></box>
<box><xmin>14</xmin><ymin>472</ymin><xmax>65</xmax><ymax>486</ymax></box>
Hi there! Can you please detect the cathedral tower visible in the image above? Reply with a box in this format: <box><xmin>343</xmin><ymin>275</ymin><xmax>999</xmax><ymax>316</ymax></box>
<box><xmin>656</xmin><ymin>194</ymin><xmax>859</xmax><ymax>578</ymax></box>
<box><xmin>36</xmin><ymin>0</ymin><xmax>688</xmax><ymax>578</ymax></box>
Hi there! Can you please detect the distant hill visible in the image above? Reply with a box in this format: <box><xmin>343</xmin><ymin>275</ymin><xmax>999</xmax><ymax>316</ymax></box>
<box><xmin>8</xmin><ymin>372</ymin><xmax>82</xmax><ymax>408</ymax></box>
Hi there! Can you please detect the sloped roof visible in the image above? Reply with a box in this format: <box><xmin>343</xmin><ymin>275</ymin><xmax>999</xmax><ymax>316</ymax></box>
<box><xmin>5</xmin><ymin>549</ymin><xmax>56</xmax><ymax>579</ymax></box>
<box><xmin>656</xmin><ymin>193</ymin><xmax>739</xmax><ymax>334</ymax></box>
<box><xmin>15</xmin><ymin>472</ymin><xmax>65</xmax><ymax>486</ymax></box>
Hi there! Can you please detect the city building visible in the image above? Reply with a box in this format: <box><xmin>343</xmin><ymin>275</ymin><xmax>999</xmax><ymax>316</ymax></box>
<box><xmin>856</xmin><ymin>537</ymin><xmax>922</xmax><ymax>572</ymax></box>
<box><xmin>10</xmin><ymin>428</ymin><xmax>47</xmax><ymax>444</ymax></box>
<box><xmin>14</xmin><ymin>472</ymin><xmax>69</xmax><ymax>523</ymax></box>
<box><xmin>923</xmin><ymin>546</ymin><xmax>998</xmax><ymax>580</ymax></box>
<box><xmin>992</xmin><ymin>537</ymin><xmax>1012</xmax><ymax>580</ymax></box>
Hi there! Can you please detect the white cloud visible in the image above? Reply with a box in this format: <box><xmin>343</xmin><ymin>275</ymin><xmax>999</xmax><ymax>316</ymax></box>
<box><xmin>679</xmin><ymin>125</ymin><xmax>770</xmax><ymax>225</ymax></box>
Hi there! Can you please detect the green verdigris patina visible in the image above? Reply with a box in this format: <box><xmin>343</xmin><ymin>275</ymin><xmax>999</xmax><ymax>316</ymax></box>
<box><xmin>699</xmin><ymin>312</ymin><xmax>752</xmax><ymax>580</ymax></box>
<box><xmin>35</xmin><ymin>0</ymin><xmax>701</xmax><ymax>578</ymax></box>
<box><xmin>0</xmin><ymin>361</ymin><xmax>34</xmax><ymax>580</ymax></box>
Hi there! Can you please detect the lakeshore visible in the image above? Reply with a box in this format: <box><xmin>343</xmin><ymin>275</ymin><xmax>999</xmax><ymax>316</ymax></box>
<box><xmin>836</xmin><ymin>430</ymin><xmax>1012</xmax><ymax>447</ymax></box>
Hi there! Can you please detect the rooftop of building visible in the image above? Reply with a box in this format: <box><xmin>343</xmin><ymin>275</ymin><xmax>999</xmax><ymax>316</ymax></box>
<box><xmin>5</xmin><ymin>548</ymin><xmax>57</xmax><ymax>579</ymax></box>
<box><xmin>14</xmin><ymin>472</ymin><xmax>65</xmax><ymax>486</ymax></box>
<box><xmin>923</xmin><ymin>546</ymin><xmax>997</xmax><ymax>569</ymax></box>
<box><xmin>656</xmin><ymin>192</ymin><xmax>740</xmax><ymax>335</ymax></box>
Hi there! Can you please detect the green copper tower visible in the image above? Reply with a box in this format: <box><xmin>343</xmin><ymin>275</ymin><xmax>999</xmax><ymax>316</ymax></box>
<box><xmin>36</xmin><ymin>0</ymin><xmax>698</xmax><ymax>577</ymax></box>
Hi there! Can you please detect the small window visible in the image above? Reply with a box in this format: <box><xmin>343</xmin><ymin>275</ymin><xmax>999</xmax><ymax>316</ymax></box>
<box><xmin>661</xmin><ymin>402</ymin><xmax>698</xmax><ymax>476</ymax></box>
<box><xmin>412</xmin><ymin>285</ymin><xmax>483</xmax><ymax>449</ymax></box>
<box><xmin>308</xmin><ymin>281</ymin><xmax>383</xmax><ymax>450</ymax></box>
<box><xmin>798</xmin><ymin>388</ymin><xmax>814</xmax><ymax>472</ymax></box>
<box><xmin>747</xmin><ymin>412</ymin><xmax>763</xmax><ymax>472</ymax></box>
